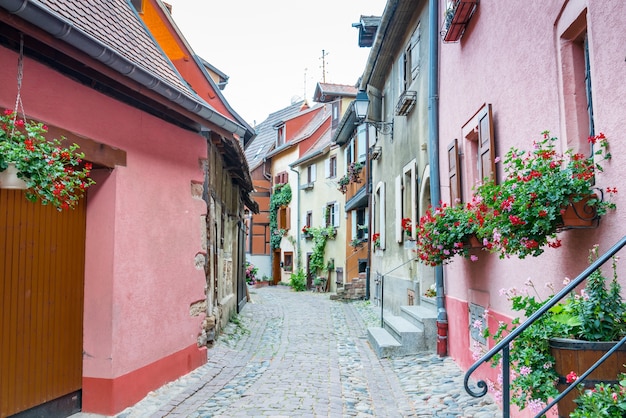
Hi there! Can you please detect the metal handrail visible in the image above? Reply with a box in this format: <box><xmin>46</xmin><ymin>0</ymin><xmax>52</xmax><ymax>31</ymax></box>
<box><xmin>376</xmin><ymin>257</ymin><xmax>417</xmax><ymax>328</ymax></box>
<box><xmin>464</xmin><ymin>235</ymin><xmax>626</xmax><ymax>417</ymax></box>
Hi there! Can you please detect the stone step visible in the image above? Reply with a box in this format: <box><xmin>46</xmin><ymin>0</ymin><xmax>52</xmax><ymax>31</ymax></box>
<box><xmin>383</xmin><ymin>315</ymin><xmax>426</xmax><ymax>354</ymax></box>
<box><xmin>367</xmin><ymin>327</ymin><xmax>402</xmax><ymax>358</ymax></box>
<box><xmin>400</xmin><ymin>305</ymin><xmax>438</xmax><ymax>351</ymax></box>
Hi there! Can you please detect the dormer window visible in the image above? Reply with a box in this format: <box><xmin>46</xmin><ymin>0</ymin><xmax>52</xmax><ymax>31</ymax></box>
<box><xmin>276</xmin><ymin>123</ymin><xmax>286</xmax><ymax>147</ymax></box>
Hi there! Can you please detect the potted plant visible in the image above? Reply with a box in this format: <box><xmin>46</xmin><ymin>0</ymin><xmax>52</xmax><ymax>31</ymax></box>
<box><xmin>372</xmin><ymin>232</ymin><xmax>381</xmax><ymax>250</ymax></box>
<box><xmin>401</xmin><ymin>217</ymin><xmax>414</xmax><ymax>238</ymax></box>
<box><xmin>0</xmin><ymin>109</ymin><xmax>95</xmax><ymax>210</ymax></box>
<box><xmin>245</xmin><ymin>261</ymin><xmax>259</xmax><ymax>285</ymax></box>
<box><xmin>474</xmin><ymin>131</ymin><xmax>616</xmax><ymax>259</ymax></box>
<box><xmin>570</xmin><ymin>372</ymin><xmax>626</xmax><ymax>417</ymax></box>
<box><xmin>337</xmin><ymin>174</ymin><xmax>350</xmax><ymax>193</ymax></box>
<box><xmin>415</xmin><ymin>200</ymin><xmax>482</xmax><ymax>266</ymax></box>
<box><xmin>480</xmin><ymin>245</ymin><xmax>626</xmax><ymax>416</ymax></box>
<box><xmin>350</xmin><ymin>237</ymin><xmax>364</xmax><ymax>252</ymax></box>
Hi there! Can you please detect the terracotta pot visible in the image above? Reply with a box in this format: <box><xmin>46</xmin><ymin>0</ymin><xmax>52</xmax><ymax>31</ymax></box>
<box><xmin>550</xmin><ymin>337</ymin><xmax>626</xmax><ymax>417</ymax></box>
<box><xmin>559</xmin><ymin>194</ymin><xmax>598</xmax><ymax>228</ymax></box>
<box><xmin>254</xmin><ymin>281</ymin><xmax>269</xmax><ymax>288</ymax></box>
<box><xmin>0</xmin><ymin>163</ymin><xmax>28</xmax><ymax>189</ymax></box>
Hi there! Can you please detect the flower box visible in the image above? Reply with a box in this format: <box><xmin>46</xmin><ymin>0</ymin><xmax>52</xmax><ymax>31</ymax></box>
<box><xmin>557</xmin><ymin>194</ymin><xmax>600</xmax><ymax>230</ymax></box>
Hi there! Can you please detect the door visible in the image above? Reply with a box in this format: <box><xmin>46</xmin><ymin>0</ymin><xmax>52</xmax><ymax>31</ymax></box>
<box><xmin>237</xmin><ymin>224</ymin><xmax>247</xmax><ymax>312</ymax></box>
<box><xmin>272</xmin><ymin>249</ymin><xmax>281</xmax><ymax>285</ymax></box>
<box><xmin>1</xmin><ymin>189</ymin><xmax>86</xmax><ymax>417</ymax></box>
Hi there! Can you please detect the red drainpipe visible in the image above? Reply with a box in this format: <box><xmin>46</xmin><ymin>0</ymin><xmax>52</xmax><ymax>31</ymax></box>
<box><xmin>437</xmin><ymin>319</ymin><xmax>448</xmax><ymax>357</ymax></box>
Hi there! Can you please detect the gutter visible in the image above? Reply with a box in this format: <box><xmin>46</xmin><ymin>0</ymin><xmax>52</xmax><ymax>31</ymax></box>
<box><xmin>359</xmin><ymin>0</ymin><xmax>399</xmax><ymax>91</ymax></box>
<box><xmin>0</xmin><ymin>0</ymin><xmax>247</xmax><ymax>138</ymax></box>
<box><xmin>428</xmin><ymin>0</ymin><xmax>447</xmax><ymax>357</ymax></box>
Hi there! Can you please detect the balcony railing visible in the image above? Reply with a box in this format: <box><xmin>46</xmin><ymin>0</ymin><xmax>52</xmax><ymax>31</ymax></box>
<box><xmin>441</xmin><ymin>0</ymin><xmax>479</xmax><ymax>43</ymax></box>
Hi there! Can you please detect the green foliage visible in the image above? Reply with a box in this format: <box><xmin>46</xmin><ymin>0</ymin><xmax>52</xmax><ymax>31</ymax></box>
<box><xmin>269</xmin><ymin>184</ymin><xmax>292</xmax><ymax>249</ymax></box>
<box><xmin>289</xmin><ymin>269</ymin><xmax>306</xmax><ymax>292</ymax></box>
<box><xmin>0</xmin><ymin>109</ymin><xmax>95</xmax><ymax>210</ymax></box>
<box><xmin>480</xmin><ymin>246</ymin><xmax>626</xmax><ymax>413</ymax></box>
<box><xmin>474</xmin><ymin>131</ymin><xmax>616</xmax><ymax>259</ymax></box>
<box><xmin>416</xmin><ymin>201</ymin><xmax>481</xmax><ymax>266</ymax></box>
<box><xmin>306</xmin><ymin>225</ymin><xmax>335</xmax><ymax>277</ymax></box>
<box><xmin>571</xmin><ymin>374</ymin><xmax>626</xmax><ymax>417</ymax></box>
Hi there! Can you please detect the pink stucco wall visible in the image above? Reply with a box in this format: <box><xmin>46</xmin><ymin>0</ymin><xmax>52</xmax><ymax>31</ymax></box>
<box><xmin>1</xmin><ymin>45</ymin><xmax>208</xmax><ymax>412</ymax></box>
<box><xmin>439</xmin><ymin>1</ymin><xmax>626</xmax><ymax>415</ymax></box>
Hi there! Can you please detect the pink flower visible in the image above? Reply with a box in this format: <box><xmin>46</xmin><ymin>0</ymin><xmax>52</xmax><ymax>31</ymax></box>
<box><xmin>519</xmin><ymin>366</ymin><xmax>532</xmax><ymax>376</ymax></box>
<box><xmin>566</xmin><ymin>371</ymin><xmax>578</xmax><ymax>383</ymax></box>
<box><xmin>470</xmin><ymin>255</ymin><xmax>479</xmax><ymax>262</ymax></box>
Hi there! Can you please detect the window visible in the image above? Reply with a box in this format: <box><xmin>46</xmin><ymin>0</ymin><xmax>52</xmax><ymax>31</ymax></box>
<box><xmin>305</xmin><ymin>211</ymin><xmax>312</xmax><ymax>228</ymax></box>
<box><xmin>374</xmin><ymin>182</ymin><xmax>386</xmax><ymax>250</ymax></box>
<box><xmin>274</xmin><ymin>171</ymin><xmax>289</xmax><ymax>185</ymax></box>
<box><xmin>458</xmin><ymin>104</ymin><xmax>495</xmax><ymax>202</ymax></box>
<box><xmin>398</xmin><ymin>160</ymin><xmax>417</xmax><ymax>241</ymax></box>
<box><xmin>351</xmin><ymin>208</ymin><xmax>368</xmax><ymax>241</ymax></box>
<box><xmin>306</xmin><ymin>164</ymin><xmax>316</xmax><ymax>184</ymax></box>
<box><xmin>276</xmin><ymin>124</ymin><xmax>286</xmax><ymax>147</ymax></box>
<box><xmin>346</xmin><ymin>140</ymin><xmax>354</xmax><ymax>168</ymax></box>
<box><xmin>277</xmin><ymin>206</ymin><xmax>290</xmax><ymax>230</ymax></box>
<box><xmin>403</xmin><ymin>23</ymin><xmax>421</xmax><ymax>90</ymax></box>
<box><xmin>325</xmin><ymin>202</ymin><xmax>340</xmax><ymax>228</ymax></box>
<box><xmin>326</xmin><ymin>155</ymin><xmax>337</xmax><ymax>178</ymax></box>
<box><xmin>283</xmin><ymin>252</ymin><xmax>293</xmax><ymax>271</ymax></box>
<box><xmin>557</xmin><ymin>8</ymin><xmax>594</xmax><ymax>154</ymax></box>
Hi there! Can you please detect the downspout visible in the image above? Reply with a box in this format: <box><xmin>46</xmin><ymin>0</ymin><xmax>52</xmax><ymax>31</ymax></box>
<box><xmin>428</xmin><ymin>0</ymin><xmax>447</xmax><ymax>357</ymax></box>
<box><xmin>289</xmin><ymin>165</ymin><xmax>302</xmax><ymax>270</ymax></box>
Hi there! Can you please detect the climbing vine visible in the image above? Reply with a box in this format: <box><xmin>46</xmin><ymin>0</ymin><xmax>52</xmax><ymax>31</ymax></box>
<box><xmin>269</xmin><ymin>183</ymin><xmax>292</xmax><ymax>250</ymax></box>
<box><xmin>307</xmin><ymin>225</ymin><xmax>335</xmax><ymax>277</ymax></box>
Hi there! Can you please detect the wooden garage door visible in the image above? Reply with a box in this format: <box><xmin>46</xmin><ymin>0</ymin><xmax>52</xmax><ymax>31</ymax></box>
<box><xmin>1</xmin><ymin>189</ymin><xmax>86</xmax><ymax>418</ymax></box>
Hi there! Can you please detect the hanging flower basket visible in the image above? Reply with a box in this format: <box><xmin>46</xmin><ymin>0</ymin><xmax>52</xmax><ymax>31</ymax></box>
<box><xmin>0</xmin><ymin>109</ymin><xmax>95</xmax><ymax>210</ymax></box>
<box><xmin>0</xmin><ymin>162</ymin><xmax>27</xmax><ymax>189</ymax></box>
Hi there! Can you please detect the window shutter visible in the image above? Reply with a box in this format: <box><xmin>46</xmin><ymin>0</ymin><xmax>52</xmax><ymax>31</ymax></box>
<box><xmin>285</xmin><ymin>206</ymin><xmax>291</xmax><ymax>230</ymax></box>
<box><xmin>358</xmin><ymin>135</ymin><xmax>367</xmax><ymax>163</ymax></box>
<box><xmin>380</xmin><ymin>183</ymin><xmax>386</xmax><ymax>250</ymax></box>
<box><xmin>325</xmin><ymin>159</ymin><xmax>330</xmax><ymax>178</ymax></box>
<box><xmin>333</xmin><ymin>202</ymin><xmax>340</xmax><ymax>227</ymax></box>
<box><xmin>448</xmin><ymin>139</ymin><xmax>461</xmax><ymax>204</ymax></box>
<box><xmin>395</xmin><ymin>175</ymin><xmax>403</xmax><ymax>243</ymax></box>
<box><xmin>351</xmin><ymin>211</ymin><xmax>357</xmax><ymax>239</ymax></box>
<box><xmin>478</xmin><ymin>104</ymin><xmax>495</xmax><ymax>182</ymax></box>
<box><xmin>284</xmin><ymin>172</ymin><xmax>289</xmax><ymax>184</ymax></box>
<box><xmin>323</xmin><ymin>205</ymin><xmax>328</xmax><ymax>226</ymax></box>
<box><xmin>311</xmin><ymin>164</ymin><xmax>316</xmax><ymax>182</ymax></box>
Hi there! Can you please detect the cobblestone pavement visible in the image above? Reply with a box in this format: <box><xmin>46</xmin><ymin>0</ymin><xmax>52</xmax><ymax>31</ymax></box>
<box><xmin>85</xmin><ymin>286</ymin><xmax>500</xmax><ymax>417</ymax></box>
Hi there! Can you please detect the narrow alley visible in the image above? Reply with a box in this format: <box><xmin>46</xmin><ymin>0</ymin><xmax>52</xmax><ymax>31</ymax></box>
<box><xmin>104</xmin><ymin>287</ymin><xmax>498</xmax><ymax>417</ymax></box>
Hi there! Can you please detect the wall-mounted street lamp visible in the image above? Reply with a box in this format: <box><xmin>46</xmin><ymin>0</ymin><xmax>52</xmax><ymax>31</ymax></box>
<box><xmin>354</xmin><ymin>90</ymin><xmax>394</xmax><ymax>138</ymax></box>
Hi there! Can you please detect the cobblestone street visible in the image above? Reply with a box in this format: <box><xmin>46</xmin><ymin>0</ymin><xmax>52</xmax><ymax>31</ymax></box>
<box><xmin>94</xmin><ymin>286</ymin><xmax>499</xmax><ymax>417</ymax></box>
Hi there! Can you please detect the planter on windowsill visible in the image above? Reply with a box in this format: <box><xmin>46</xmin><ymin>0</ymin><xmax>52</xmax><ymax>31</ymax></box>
<box><xmin>557</xmin><ymin>194</ymin><xmax>600</xmax><ymax>230</ymax></box>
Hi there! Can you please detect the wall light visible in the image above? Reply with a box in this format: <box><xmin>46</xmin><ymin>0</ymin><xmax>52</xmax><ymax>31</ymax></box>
<box><xmin>354</xmin><ymin>90</ymin><xmax>394</xmax><ymax>138</ymax></box>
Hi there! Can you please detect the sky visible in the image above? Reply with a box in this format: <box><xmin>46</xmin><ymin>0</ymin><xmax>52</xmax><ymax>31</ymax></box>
<box><xmin>165</xmin><ymin>0</ymin><xmax>387</xmax><ymax>127</ymax></box>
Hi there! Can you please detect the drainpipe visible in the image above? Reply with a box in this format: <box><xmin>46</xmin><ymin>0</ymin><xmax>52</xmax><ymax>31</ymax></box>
<box><xmin>289</xmin><ymin>165</ymin><xmax>302</xmax><ymax>270</ymax></box>
<box><xmin>429</xmin><ymin>0</ymin><xmax>447</xmax><ymax>357</ymax></box>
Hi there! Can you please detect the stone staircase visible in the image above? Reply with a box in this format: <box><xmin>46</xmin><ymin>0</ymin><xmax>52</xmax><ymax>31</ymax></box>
<box><xmin>367</xmin><ymin>304</ymin><xmax>438</xmax><ymax>358</ymax></box>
